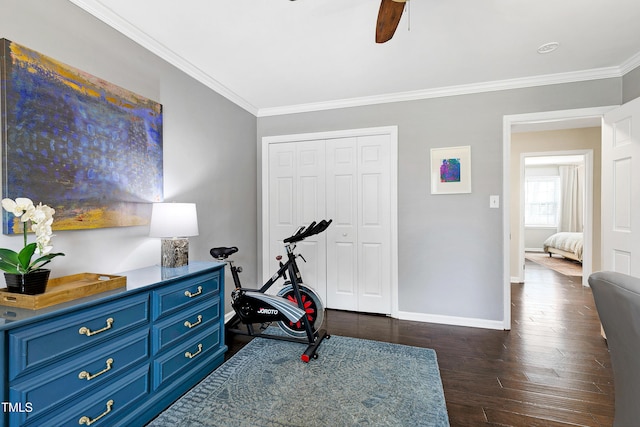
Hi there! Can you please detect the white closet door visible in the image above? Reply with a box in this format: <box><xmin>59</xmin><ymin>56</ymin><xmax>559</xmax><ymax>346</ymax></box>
<box><xmin>268</xmin><ymin>142</ymin><xmax>296</xmax><ymax>265</ymax></box>
<box><xmin>326</xmin><ymin>135</ymin><xmax>391</xmax><ymax>314</ymax></box>
<box><xmin>326</xmin><ymin>138</ymin><xmax>359</xmax><ymax>310</ymax></box>
<box><xmin>265</xmin><ymin>128</ymin><xmax>395</xmax><ymax>315</ymax></box>
<box><xmin>357</xmin><ymin>134</ymin><xmax>391</xmax><ymax>314</ymax></box>
<box><xmin>602</xmin><ymin>97</ymin><xmax>640</xmax><ymax>277</ymax></box>
<box><xmin>268</xmin><ymin>141</ymin><xmax>326</xmax><ymax>295</ymax></box>
<box><xmin>295</xmin><ymin>141</ymin><xmax>326</xmax><ymax>297</ymax></box>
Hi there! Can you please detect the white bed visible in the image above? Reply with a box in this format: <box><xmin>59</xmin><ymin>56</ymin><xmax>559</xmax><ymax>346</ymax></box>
<box><xmin>543</xmin><ymin>232</ymin><xmax>583</xmax><ymax>262</ymax></box>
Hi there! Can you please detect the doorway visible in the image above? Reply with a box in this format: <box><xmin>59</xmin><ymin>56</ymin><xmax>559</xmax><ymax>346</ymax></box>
<box><xmin>520</xmin><ymin>152</ymin><xmax>589</xmax><ymax>281</ymax></box>
<box><xmin>516</xmin><ymin>149</ymin><xmax>593</xmax><ymax>286</ymax></box>
<box><xmin>502</xmin><ymin>106</ymin><xmax>615</xmax><ymax>329</ymax></box>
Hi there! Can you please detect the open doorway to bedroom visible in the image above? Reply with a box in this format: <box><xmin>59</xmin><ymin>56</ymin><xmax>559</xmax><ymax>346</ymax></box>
<box><xmin>503</xmin><ymin>106</ymin><xmax>612</xmax><ymax>330</ymax></box>
<box><xmin>510</xmin><ymin>126</ymin><xmax>600</xmax><ymax>289</ymax></box>
<box><xmin>521</xmin><ymin>153</ymin><xmax>586</xmax><ymax>280</ymax></box>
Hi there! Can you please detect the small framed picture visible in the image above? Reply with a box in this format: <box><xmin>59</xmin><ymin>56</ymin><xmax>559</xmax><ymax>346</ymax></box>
<box><xmin>430</xmin><ymin>146</ymin><xmax>471</xmax><ymax>194</ymax></box>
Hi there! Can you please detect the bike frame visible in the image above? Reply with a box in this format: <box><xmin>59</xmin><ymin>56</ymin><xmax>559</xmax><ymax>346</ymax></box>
<box><xmin>228</xmin><ymin>242</ymin><xmax>303</xmax><ymax>295</ymax></box>
<box><xmin>216</xmin><ymin>219</ymin><xmax>332</xmax><ymax>362</ymax></box>
<box><xmin>226</xmin><ymin>241</ymin><xmax>316</xmax><ymax>345</ymax></box>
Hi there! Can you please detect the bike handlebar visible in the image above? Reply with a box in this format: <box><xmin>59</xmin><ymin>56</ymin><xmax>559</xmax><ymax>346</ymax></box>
<box><xmin>284</xmin><ymin>219</ymin><xmax>332</xmax><ymax>243</ymax></box>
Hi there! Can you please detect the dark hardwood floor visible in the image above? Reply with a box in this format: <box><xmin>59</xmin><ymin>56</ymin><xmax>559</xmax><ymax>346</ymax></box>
<box><xmin>226</xmin><ymin>260</ymin><xmax>614</xmax><ymax>426</ymax></box>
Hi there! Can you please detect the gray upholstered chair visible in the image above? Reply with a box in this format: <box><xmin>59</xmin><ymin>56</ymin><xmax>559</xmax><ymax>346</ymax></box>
<box><xmin>589</xmin><ymin>271</ymin><xmax>640</xmax><ymax>426</ymax></box>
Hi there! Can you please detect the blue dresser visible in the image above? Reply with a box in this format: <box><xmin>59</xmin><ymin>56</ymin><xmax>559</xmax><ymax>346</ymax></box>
<box><xmin>0</xmin><ymin>261</ymin><xmax>226</xmax><ymax>427</ymax></box>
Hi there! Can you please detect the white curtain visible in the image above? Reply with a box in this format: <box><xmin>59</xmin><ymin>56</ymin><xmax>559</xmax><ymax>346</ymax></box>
<box><xmin>558</xmin><ymin>165</ymin><xmax>584</xmax><ymax>232</ymax></box>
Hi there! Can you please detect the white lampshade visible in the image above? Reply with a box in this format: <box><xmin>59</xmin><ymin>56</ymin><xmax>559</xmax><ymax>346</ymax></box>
<box><xmin>149</xmin><ymin>203</ymin><xmax>199</xmax><ymax>238</ymax></box>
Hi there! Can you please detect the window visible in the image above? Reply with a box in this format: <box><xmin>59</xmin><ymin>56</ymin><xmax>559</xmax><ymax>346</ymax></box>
<box><xmin>524</xmin><ymin>176</ymin><xmax>560</xmax><ymax>227</ymax></box>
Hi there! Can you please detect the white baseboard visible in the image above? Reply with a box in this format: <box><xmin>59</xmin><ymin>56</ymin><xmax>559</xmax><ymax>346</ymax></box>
<box><xmin>396</xmin><ymin>310</ymin><xmax>506</xmax><ymax>330</ymax></box>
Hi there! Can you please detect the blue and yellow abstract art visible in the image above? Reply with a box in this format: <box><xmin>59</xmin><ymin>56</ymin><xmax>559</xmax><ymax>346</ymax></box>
<box><xmin>1</xmin><ymin>39</ymin><xmax>163</xmax><ymax>234</ymax></box>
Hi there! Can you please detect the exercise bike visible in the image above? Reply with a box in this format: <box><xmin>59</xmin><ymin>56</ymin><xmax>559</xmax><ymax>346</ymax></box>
<box><xmin>210</xmin><ymin>219</ymin><xmax>332</xmax><ymax>362</ymax></box>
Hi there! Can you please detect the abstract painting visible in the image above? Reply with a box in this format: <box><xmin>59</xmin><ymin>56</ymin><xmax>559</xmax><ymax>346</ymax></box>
<box><xmin>1</xmin><ymin>39</ymin><xmax>163</xmax><ymax>234</ymax></box>
<box><xmin>430</xmin><ymin>146</ymin><xmax>471</xmax><ymax>194</ymax></box>
<box><xmin>439</xmin><ymin>158</ymin><xmax>461</xmax><ymax>183</ymax></box>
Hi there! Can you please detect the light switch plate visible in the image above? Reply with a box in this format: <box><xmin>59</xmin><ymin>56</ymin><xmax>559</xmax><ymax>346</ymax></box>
<box><xmin>490</xmin><ymin>195</ymin><xmax>500</xmax><ymax>208</ymax></box>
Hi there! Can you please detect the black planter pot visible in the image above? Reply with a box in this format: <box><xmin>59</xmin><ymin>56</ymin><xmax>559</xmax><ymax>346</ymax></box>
<box><xmin>4</xmin><ymin>269</ymin><xmax>51</xmax><ymax>295</ymax></box>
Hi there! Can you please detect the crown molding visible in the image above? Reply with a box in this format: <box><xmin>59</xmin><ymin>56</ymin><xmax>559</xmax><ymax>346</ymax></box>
<box><xmin>620</xmin><ymin>50</ymin><xmax>640</xmax><ymax>75</ymax></box>
<box><xmin>257</xmin><ymin>66</ymin><xmax>622</xmax><ymax>117</ymax></box>
<box><xmin>68</xmin><ymin>0</ymin><xmax>259</xmax><ymax>115</ymax></box>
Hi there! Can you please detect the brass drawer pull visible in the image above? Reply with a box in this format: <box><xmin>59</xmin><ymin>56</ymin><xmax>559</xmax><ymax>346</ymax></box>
<box><xmin>78</xmin><ymin>358</ymin><xmax>114</xmax><ymax>381</ymax></box>
<box><xmin>78</xmin><ymin>318</ymin><xmax>114</xmax><ymax>337</ymax></box>
<box><xmin>78</xmin><ymin>399</ymin><xmax>114</xmax><ymax>426</ymax></box>
<box><xmin>184</xmin><ymin>286</ymin><xmax>203</xmax><ymax>298</ymax></box>
<box><xmin>185</xmin><ymin>343</ymin><xmax>203</xmax><ymax>359</ymax></box>
<box><xmin>184</xmin><ymin>314</ymin><xmax>203</xmax><ymax>329</ymax></box>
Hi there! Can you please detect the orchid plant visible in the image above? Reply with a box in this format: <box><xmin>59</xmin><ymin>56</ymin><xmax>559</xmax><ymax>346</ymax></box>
<box><xmin>0</xmin><ymin>198</ymin><xmax>65</xmax><ymax>275</ymax></box>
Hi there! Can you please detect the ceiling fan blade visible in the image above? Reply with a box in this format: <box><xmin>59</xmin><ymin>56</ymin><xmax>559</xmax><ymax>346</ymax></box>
<box><xmin>376</xmin><ymin>0</ymin><xmax>406</xmax><ymax>43</ymax></box>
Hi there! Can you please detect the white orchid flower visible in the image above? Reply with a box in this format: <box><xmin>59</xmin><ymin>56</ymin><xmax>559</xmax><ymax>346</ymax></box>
<box><xmin>0</xmin><ymin>198</ymin><xmax>64</xmax><ymax>275</ymax></box>
<box><xmin>35</xmin><ymin>244</ymin><xmax>53</xmax><ymax>256</ymax></box>
<box><xmin>31</xmin><ymin>219</ymin><xmax>54</xmax><ymax>254</ymax></box>
<box><xmin>1</xmin><ymin>197</ymin><xmax>35</xmax><ymax>219</ymax></box>
<box><xmin>31</xmin><ymin>203</ymin><xmax>55</xmax><ymax>224</ymax></box>
<box><xmin>0</xmin><ymin>198</ymin><xmax>14</xmax><ymax>212</ymax></box>
<box><xmin>21</xmin><ymin>205</ymin><xmax>37</xmax><ymax>222</ymax></box>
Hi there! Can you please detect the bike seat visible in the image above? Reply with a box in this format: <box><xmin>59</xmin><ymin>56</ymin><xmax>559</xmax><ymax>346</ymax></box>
<box><xmin>210</xmin><ymin>246</ymin><xmax>239</xmax><ymax>260</ymax></box>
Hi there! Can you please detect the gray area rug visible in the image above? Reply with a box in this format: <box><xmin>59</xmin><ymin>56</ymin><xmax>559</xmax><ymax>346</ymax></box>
<box><xmin>148</xmin><ymin>335</ymin><xmax>449</xmax><ymax>426</ymax></box>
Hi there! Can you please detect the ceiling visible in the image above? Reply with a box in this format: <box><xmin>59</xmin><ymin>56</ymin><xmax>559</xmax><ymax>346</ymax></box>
<box><xmin>69</xmin><ymin>0</ymin><xmax>640</xmax><ymax>116</ymax></box>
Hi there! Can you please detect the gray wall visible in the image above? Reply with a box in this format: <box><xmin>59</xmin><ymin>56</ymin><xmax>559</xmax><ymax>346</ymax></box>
<box><xmin>258</xmin><ymin>80</ymin><xmax>620</xmax><ymax>323</ymax></box>
<box><xmin>623</xmin><ymin>65</ymin><xmax>640</xmax><ymax>103</ymax></box>
<box><xmin>0</xmin><ymin>0</ymin><xmax>258</xmax><ymax>308</ymax></box>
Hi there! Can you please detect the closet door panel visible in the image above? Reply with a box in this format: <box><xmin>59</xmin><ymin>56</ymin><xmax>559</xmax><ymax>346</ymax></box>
<box><xmin>326</xmin><ymin>138</ymin><xmax>358</xmax><ymax>310</ymax></box>
<box><xmin>267</xmin><ymin>130</ymin><xmax>393</xmax><ymax>315</ymax></box>
<box><xmin>268</xmin><ymin>141</ymin><xmax>326</xmax><ymax>295</ymax></box>
<box><xmin>357</xmin><ymin>135</ymin><xmax>391</xmax><ymax>314</ymax></box>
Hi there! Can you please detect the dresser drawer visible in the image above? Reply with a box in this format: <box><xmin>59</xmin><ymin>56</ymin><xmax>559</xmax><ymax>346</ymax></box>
<box><xmin>18</xmin><ymin>365</ymin><xmax>151</xmax><ymax>427</ymax></box>
<box><xmin>152</xmin><ymin>270</ymin><xmax>220</xmax><ymax>320</ymax></box>
<box><xmin>8</xmin><ymin>293</ymin><xmax>149</xmax><ymax>380</ymax></box>
<box><xmin>152</xmin><ymin>324</ymin><xmax>221</xmax><ymax>390</ymax></box>
<box><xmin>10</xmin><ymin>329</ymin><xmax>149</xmax><ymax>424</ymax></box>
<box><xmin>152</xmin><ymin>296</ymin><xmax>220</xmax><ymax>355</ymax></box>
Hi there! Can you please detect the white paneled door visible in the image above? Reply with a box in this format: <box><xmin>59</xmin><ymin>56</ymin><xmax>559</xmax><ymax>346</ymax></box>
<box><xmin>268</xmin><ymin>140</ymin><xmax>326</xmax><ymax>297</ymax></box>
<box><xmin>325</xmin><ymin>137</ymin><xmax>359</xmax><ymax>310</ymax></box>
<box><xmin>326</xmin><ymin>135</ymin><xmax>391</xmax><ymax>314</ymax></box>
<box><xmin>265</xmin><ymin>128</ymin><xmax>396</xmax><ymax>315</ymax></box>
<box><xmin>602</xmin><ymin>97</ymin><xmax>640</xmax><ymax>277</ymax></box>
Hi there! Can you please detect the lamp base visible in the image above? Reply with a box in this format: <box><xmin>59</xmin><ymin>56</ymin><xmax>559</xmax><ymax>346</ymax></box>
<box><xmin>161</xmin><ymin>238</ymin><xmax>189</xmax><ymax>268</ymax></box>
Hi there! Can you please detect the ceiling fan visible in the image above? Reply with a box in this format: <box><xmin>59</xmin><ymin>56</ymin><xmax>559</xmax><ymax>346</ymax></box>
<box><xmin>376</xmin><ymin>0</ymin><xmax>408</xmax><ymax>43</ymax></box>
<box><xmin>289</xmin><ymin>0</ymin><xmax>407</xmax><ymax>44</ymax></box>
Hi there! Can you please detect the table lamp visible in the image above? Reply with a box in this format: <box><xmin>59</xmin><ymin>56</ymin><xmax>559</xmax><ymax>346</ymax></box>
<box><xmin>149</xmin><ymin>203</ymin><xmax>199</xmax><ymax>268</ymax></box>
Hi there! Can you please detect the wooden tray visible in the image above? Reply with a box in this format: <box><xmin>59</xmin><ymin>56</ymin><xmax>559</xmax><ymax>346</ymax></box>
<box><xmin>0</xmin><ymin>273</ymin><xmax>126</xmax><ymax>310</ymax></box>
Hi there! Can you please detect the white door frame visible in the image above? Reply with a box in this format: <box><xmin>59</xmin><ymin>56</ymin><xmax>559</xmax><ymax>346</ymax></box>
<box><xmin>502</xmin><ymin>106</ymin><xmax>616</xmax><ymax>329</ymax></box>
<box><xmin>261</xmin><ymin>126</ymin><xmax>399</xmax><ymax>317</ymax></box>
<box><xmin>517</xmin><ymin>149</ymin><xmax>593</xmax><ymax>288</ymax></box>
